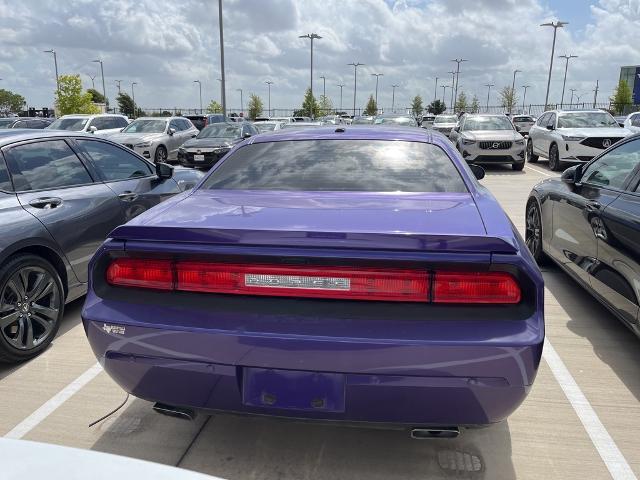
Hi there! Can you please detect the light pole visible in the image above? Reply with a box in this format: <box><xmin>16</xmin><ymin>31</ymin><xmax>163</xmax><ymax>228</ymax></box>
<box><xmin>88</xmin><ymin>74</ymin><xmax>96</xmax><ymax>90</ymax></box>
<box><xmin>193</xmin><ymin>80</ymin><xmax>202</xmax><ymax>113</ymax></box>
<box><xmin>593</xmin><ymin>79</ymin><xmax>599</xmax><ymax>108</ymax></box>
<box><xmin>237</xmin><ymin>88</ymin><xmax>243</xmax><ymax>116</ymax></box>
<box><xmin>299</xmin><ymin>33</ymin><xmax>322</xmax><ymax>107</ymax></box>
<box><xmin>558</xmin><ymin>54</ymin><xmax>577</xmax><ymax>107</ymax></box>
<box><xmin>115</xmin><ymin>80</ymin><xmax>122</xmax><ymax>95</ymax></box>
<box><xmin>319</xmin><ymin>75</ymin><xmax>327</xmax><ymax>115</ymax></box>
<box><xmin>265</xmin><ymin>80</ymin><xmax>273</xmax><ymax>117</ymax></box>
<box><xmin>541</xmin><ymin>21</ymin><xmax>568</xmax><ymax>109</ymax></box>
<box><xmin>92</xmin><ymin>59</ymin><xmax>106</xmax><ymax>107</ymax></box>
<box><xmin>371</xmin><ymin>73</ymin><xmax>383</xmax><ymax>112</ymax></box>
<box><xmin>43</xmin><ymin>49</ymin><xmax>59</xmax><ymax>96</ymax></box>
<box><xmin>131</xmin><ymin>82</ymin><xmax>137</xmax><ymax>118</ymax></box>
<box><xmin>441</xmin><ymin>85</ymin><xmax>449</xmax><ymax>107</ymax></box>
<box><xmin>451</xmin><ymin>59</ymin><xmax>467</xmax><ymax>111</ymax></box>
<box><xmin>433</xmin><ymin>77</ymin><xmax>438</xmax><ymax>104</ymax></box>
<box><xmin>448</xmin><ymin>71</ymin><xmax>456</xmax><ymax>110</ymax></box>
<box><xmin>348</xmin><ymin>62</ymin><xmax>364</xmax><ymax>117</ymax></box>
<box><xmin>336</xmin><ymin>83</ymin><xmax>345</xmax><ymax>112</ymax></box>
<box><xmin>391</xmin><ymin>84</ymin><xmax>400</xmax><ymax>113</ymax></box>
<box><xmin>521</xmin><ymin>85</ymin><xmax>531</xmax><ymax>112</ymax></box>
<box><xmin>484</xmin><ymin>83</ymin><xmax>494</xmax><ymax>112</ymax></box>
<box><xmin>576</xmin><ymin>92</ymin><xmax>588</xmax><ymax>106</ymax></box>
<box><xmin>569</xmin><ymin>88</ymin><xmax>576</xmax><ymax>107</ymax></box>
<box><xmin>218</xmin><ymin>0</ymin><xmax>227</xmax><ymax>117</ymax></box>
<box><xmin>510</xmin><ymin>69</ymin><xmax>521</xmax><ymax>114</ymax></box>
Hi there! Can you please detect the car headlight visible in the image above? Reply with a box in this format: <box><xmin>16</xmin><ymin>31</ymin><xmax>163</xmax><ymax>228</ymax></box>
<box><xmin>134</xmin><ymin>141</ymin><xmax>153</xmax><ymax>148</ymax></box>
<box><xmin>561</xmin><ymin>135</ymin><xmax>585</xmax><ymax>141</ymax></box>
<box><xmin>461</xmin><ymin>138</ymin><xmax>476</xmax><ymax>145</ymax></box>
<box><xmin>214</xmin><ymin>147</ymin><xmax>230</xmax><ymax>153</ymax></box>
<box><xmin>514</xmin><ymin>138</ymin><xmax>525</xmax><ymax>145</ymax></box>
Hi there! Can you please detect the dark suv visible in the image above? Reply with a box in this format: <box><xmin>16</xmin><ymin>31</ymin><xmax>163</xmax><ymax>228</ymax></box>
<box><xmin>184</xmin><ymin>114</ymin><xmax>226</xmax><ymax>131</ymax></box>
<box><xmin>0</xmin><ymin>130</ymin><xmax>203</xmax><ymax>362</ymax></box>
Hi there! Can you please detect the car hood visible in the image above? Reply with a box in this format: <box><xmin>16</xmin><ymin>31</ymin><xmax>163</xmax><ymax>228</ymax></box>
<box><xmin>462</xmin><ymin>130</ymin><xmax>521</xmax><ymax>141</ymax></box>
<box><xmin>182</xmin><ymin>137</ymin><xmax>236</xmax><ymax>149</ymax></box>
<box><xmin>107</xmin><ymin>132</ymin><xmax>165</xmax><ymax>143</ymax></box>
<box><xmin>556</xmin><ymin>127</ymin><xmax>633</xmax><ymax>137</ymax></box>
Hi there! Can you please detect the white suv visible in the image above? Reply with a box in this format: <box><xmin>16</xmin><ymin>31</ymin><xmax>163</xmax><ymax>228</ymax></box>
<box><xmin>527</xmin><ymin>110</ymin><xmax>633</xmax><ymax>171</ymax></box>
<box><xmin>46</xmin><ymin>114</ymin><xmax>130</xmax><ymax>136</ymax></box>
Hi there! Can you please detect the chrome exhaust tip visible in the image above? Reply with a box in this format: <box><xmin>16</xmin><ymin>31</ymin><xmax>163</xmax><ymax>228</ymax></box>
<box><xmin>410</xmin><ymin>427</ymin><xmax>460</xmax><ymax>439</ymax></box>
<box><xmin>152</xmin><ymin>403</ymin><xmax>196</xmax><ymax>421</ymax></box>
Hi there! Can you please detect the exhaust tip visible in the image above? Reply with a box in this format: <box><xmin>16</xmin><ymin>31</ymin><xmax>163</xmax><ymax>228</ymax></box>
<box><xmin>410</xmin><ymin>427</ymin><xmax>460</xmax><ymax>439</ymax></box>
<box><xmin>153</xmin><ymin>403</ymin><xmax>196</xmax><ymax>421</ymax></box>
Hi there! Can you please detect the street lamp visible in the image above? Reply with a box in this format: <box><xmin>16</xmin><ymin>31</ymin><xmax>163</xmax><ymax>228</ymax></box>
<box><xmin>88</xmin><ymin>73</ymin><xmax>96</xmax><ymax>90</ymax></box>
<box><xmin>348</xmin><ymin>62</ymin><xmax>365</xmax><ymax>117</ymax></box>
<box><xmin>541</xmin><ymin>21</ymin><xmax>569</xmax><ymax>109</ymax></box>
<box><xmin>521</xmin><ymin>85</ymin><xmax>531</xmax><ymax>112</ymax></box>
<box><xmin>131</xmin><ymin>82</ymin><xmax>137</xmax><ymax>118</ymax></box>
<box><xmin>43</xmin><ymin>49</ymin><xmax>60</xmax><ymax>95</ymax></box>
<box><xmin>371</xmin><ymin>73</ymin><xmax>383</xmax><ymax>112</ymax></box>
<box><xmin>575</xmin><ymin>92</ymin><xmax>588</xmax><ymax>106</ymax></box>
<box><xmin>391</xmin><ymin>84</ymin><xmax>400</xmax><ymax>113</ymax></box>
<box><xmin>510</xmin><ymin>69</ymin><xmax>521</xmax><ymax>114</ymax></box>
<box><xmin>218</xmin><ymin>0</ymin><xmax>227</xmax><ymax>117</ymax></box>
<box><xmin>447</xmin><ymin>71</ymin><xmax>456</xmax><ymax>110</ymax></box>
<box><xmin>484</xmin><ymin>83</ymin><xmax>494</xmax><ymax>112</ymax></box>
<box><xmin>558</xmin><ymin>54</ymin><xmax>578</xmax><ymax>108</ymax></box>
<box><xmin>336</xmin><ymin>83</ymin><xmax>345</xmax><ymax>112</ymax></box>
<box><xmin>451</xmin><ymin>59</ymin><xmax>467</xmax><ymax>111</ymax></box>
<box><xmin>265</xmin><ymin>80</ymin><xmax>273</xmax><ymax>117</ymax></box>
<box><xmin>115</xmin><ymin>80</ymin><xmax>122</xmax><ymax>95</ymax></box>
<box><xmin>237</xmin><ymin>88</ymin><xmax>243</xmax><ymax>115</ymax></box>
<box><xmin>319</xmin><ymin>75</ymin><xmax>327</xmax><ymax>99</ymax></box>
<box><xmin>441</xmin><ymin>85</ymin><xmax>449</xmax><ymax>107</ymax></box>
<box><xmin>299</xmin><ymin>33</ymin><xmax>322</xmax><ymax>107</ymax></box>
<box><xmin>433</xmin><ymin>77</ymin><xmax>438</xmax><ymax>104</ymax></box>
<box><xmin>569</xmin><ymin>88</ymin><xmax>577</xmax><ymax>107</ymax></box>
<box><xmin>193</xmin><ymin>80</ymin><xmax>202</xmax><ymax>113</ymax></box>
<box><xmin>92</xmin><ymin>59</ymin><xmax>106</xmax><ymax>107</ymax></box>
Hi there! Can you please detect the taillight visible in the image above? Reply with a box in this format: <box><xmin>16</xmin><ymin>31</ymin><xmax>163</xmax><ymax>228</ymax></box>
<box><xmin>433</xmin><ymin>272</ymin><xmax>521</xmax><ymax>304</ymax></box>
<box><xmin>106</xmin><ymin>258</ymin><xmax>173</xmax><ymax>290</ymax></box>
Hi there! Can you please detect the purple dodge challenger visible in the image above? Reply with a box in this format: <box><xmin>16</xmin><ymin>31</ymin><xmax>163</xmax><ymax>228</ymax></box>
<box><xmin>82</xmin><ymin>126</ymin><xmax>544</xmax><ymax>436</ymax></box>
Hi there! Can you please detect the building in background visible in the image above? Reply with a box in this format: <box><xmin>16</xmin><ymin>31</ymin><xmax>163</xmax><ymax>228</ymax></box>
<box><xmin>620</xmin><ymin>66</ymin><xmax>640</xmax><ymax>103</ymax></box>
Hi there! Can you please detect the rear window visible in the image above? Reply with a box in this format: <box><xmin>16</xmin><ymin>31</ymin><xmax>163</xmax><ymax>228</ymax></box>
<box><xmin>513</xmin><ymin>116</ymin><xmax>534</xmax><ymax>122</ymax></box>
<box><xmin>202</xmin><ymin>139</ymin><xmax>467</xmax><ymax>193</ymax></box>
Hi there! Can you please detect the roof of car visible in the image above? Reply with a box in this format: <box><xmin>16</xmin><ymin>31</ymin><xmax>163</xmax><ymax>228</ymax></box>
<box><xmin>58</xmin><ymin>113</ymin><xmax>126</xmax><ymax>118</ymax></box>
<box><xmin>0</xmin><ymin>129</ymin><xmax>95</xmax><ymax>147</ymax></box>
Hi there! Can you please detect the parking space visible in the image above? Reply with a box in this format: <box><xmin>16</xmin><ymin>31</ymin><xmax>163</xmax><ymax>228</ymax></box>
<box><xmin>1</xmin><ymin>164</ymin><xmax>638</xmax><ymax>480</ymax></box>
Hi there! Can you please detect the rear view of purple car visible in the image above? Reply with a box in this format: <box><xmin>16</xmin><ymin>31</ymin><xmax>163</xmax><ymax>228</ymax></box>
<box><xmin>82</xmin><ymin>127</ymin><xmax>544</xmax><ymax>435</ymax></box>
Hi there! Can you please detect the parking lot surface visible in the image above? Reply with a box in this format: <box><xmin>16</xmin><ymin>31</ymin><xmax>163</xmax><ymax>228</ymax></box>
<box><xmin>1</xmin><ymin>162</ymin><xmax>639</xmax><ymax>480</ymax></box>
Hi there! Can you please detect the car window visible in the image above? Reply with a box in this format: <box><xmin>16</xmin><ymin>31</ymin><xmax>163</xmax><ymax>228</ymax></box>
<box><xmin>202</xmin><ymin>139</ymin><xmax>468</xmax><ymax>193</ymax></box>
<box><xmin>546</xmin><ymin>114</ymin><xmax>555</xmax><ymax>128</ymax></box>
<box><xmin>182</xmin><ymin>119</ymin><xmax>195</xmax><ymax>130</ymax></box>
<box><xmin>89</xmin><ymin>117</ymin><xmax>106</xmax><ymax>130</ymax></box>
<box><xmin>582</xmin><ymin>138</ymin><xmax>640</xmax><ymax>190</ymax></box>
<box><xmin>632</xmin><ymin>115</ymin><xmax>640</xmax><ymax>128</ymax></box>
<box><xmin>169</xmin><ymin>119</ymin><xmax>181</xmax><ymax>131</ymax></box>
<box><xmin>76</xmin><ymin>139</ymin><xmax>153</xmax><ymax>181</ymax></box>
<box><xmin>13</xmin><ymin>121</ymin><xmax>27</xmax><ymax>128</ymax></box>
<box><xmin>98</xmin><ymin>117</ymin><xmax>118</xmax><ymax>130</ymax></box>
<box><xmin>0</xmin><ymin>153</ymin><xmax>12</xmax><ymax>191</ymax></box>
<box><xmin>537</xmin><ymin>113</ymin><xmax>548</xmax><ymax>126</ymax></box>
<box><xmin>4</xmin><ymin>140</ymin><xmax>93</xmax><ymax>191</ymax></box>
<box><xmin>462</xmin><ymin>116</ymin><xmax>514</xmax><ymax>131</ymax></box>
<box><xmin>122</xmin><ymin>119</ymin><xmax>166</xmax><ymax>133</ymax></box>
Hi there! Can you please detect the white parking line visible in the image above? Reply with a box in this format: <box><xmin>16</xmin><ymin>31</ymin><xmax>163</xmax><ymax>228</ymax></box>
<box><xmin>4</xmin><ymin>362</ymin><xmax>102</xmax><ymax>440</ymax></box>
<box><xmin>543</xmin><ymin>340</ymin><xmax>637</xmax><ymax>480</ymax></box>
<box><xmin>524</xmin><ymin>165</ymin><xmax>554</xmax><ymax>177</ymax></box>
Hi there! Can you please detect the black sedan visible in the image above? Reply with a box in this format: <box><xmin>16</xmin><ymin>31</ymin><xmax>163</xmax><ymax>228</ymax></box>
<box><xmin>526</xmin><ymin>134</ymin><xmax>640</xmax><ymax>337</ymax></box>
<box><xmin>178</xmin><ymin>122</ymin><xmax>258</xmax><ymax>169</ymax></box>
<box><xmin>0</xmin><ymin>118</ymin><xmax>54</xmax><ymax>129</ymax></box>
<box><xmin>0</xmin><ymin>130</ymin><xmax>204</xmax><ymax>362</ymax></box>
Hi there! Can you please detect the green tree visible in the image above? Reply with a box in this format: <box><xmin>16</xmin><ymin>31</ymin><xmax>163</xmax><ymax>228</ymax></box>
<box><xmin>117</xmin><ymin>92</ymin><xmax>135</xmax><ymax>117</ymax></box>
<box><xmin>247</xmin><ymin>93</ymin><xmax>263</xmax><ymax>120</ymax></box>
<box><xmin>0</xmin><ymin>88</ymin><xmax>25</xmax><ymax>116</ymax></box>
<box><xmin>363</xmin><ymin>94</ymin><xmax>377</xmax><ymax>116</ymax></box>
<box><xmin>87</xmin><ymin>88</ymin><xmax>106</xmax><ymax>104</ymax></box>
<box><xmin>611</xmin><ymin>79</ymin><xmax>633</xmax><ymax>115</ymax></box>
<box><xmin>411</xmin><ymin>95</ymin><xmax>423</xmax><ymax>119</ymax></box>
<box><xmin>319</xmin><ymin>95</ymin><xmax>333</xmax><ymax>116</ymax></box>
<box><xmin>498</xmin><ymin>86</ymin><xmax>518</xmax><ymax>113</ymax></box>
<box><xmin>455</xmin><ymin>91</ymin><xmax>468</xmax><ymax>112</ymax></box>
<box><xmin>470</xmin><ymin>95</ymin><xmax>480</xmax><ymax>113</ymax></box>
<box><xmin>300</xmin><ymin>88</ymin><xmax>319</xmax><ymax>118</ymax></box>
<box><xmin>55</xmin><ymin>74</ymin><xmax>100</xmax><ymax>115</ymax></box>
<box><xmin>206</xmin><ymin>100</ymin><xmax>223</xmax><ymax>114</ymax></box>
<box><xmin>427</xmin><ymin>99</ymin><xmax>446</xmax><ymax>115</ymax></box>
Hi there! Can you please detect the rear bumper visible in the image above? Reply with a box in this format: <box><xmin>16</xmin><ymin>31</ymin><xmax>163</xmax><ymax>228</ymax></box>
<box><xmin>82</xmin><ymin>298</ymin><xmax>543</xmax><ymax>427</ymax></box>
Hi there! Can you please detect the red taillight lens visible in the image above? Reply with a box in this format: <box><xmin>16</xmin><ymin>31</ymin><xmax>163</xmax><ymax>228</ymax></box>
<box><xmin>106</xmin><ymin>258</ymin><xmax>173</xmax><ymax>290</ymax></box>
<box><xmin>176</xmin><ymin>262</ymin><xmax>429</xmax><ymax>302</ymax></box>
<box><xmin>433</xmin><ymin>272</ymin><xmax>521</xmax><ymax>304</ymax></box>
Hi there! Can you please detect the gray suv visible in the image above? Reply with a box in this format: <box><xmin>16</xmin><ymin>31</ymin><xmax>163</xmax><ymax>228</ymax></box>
<box><xmin>0</xmin><ymin>130</ymin><xmax>203</xmax><ymax>362</ymax></box>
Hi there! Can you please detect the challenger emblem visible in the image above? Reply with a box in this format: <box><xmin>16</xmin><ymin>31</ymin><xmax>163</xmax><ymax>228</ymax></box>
<box><xmin>102</xmin><ymin>324</ymin><xmax>126</xmax><ymax>335</ymax></box>
<box><xmin>602</xmin><ymin>139</ymin><xmax>611</xmax><ymax>148</ymax></box>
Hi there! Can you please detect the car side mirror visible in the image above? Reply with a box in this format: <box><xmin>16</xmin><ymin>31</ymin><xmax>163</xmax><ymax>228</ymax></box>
<box><xmin>169</xmin><ymin>128</ymin><xmax>176</xmax><ymax>136</ymax></box>
<box><xmin>454</xmin><ymin>126</ymin><xmax>460</xmax><ymax>132</ymax></box>
<box><xmin>243</xmin><ymin>132</ymin><xmax>252</xmax><ymax>139</ymax></box>
<box><xmin>469</xmin><ymin>164</ymin><xmax>485</xmax><ymax>180</ymax></box>
<box><xmin>545</xmin><ymin>125</ymin><xmax>554</xmax><ymax>131</ymax></box>
<box><xmin>89</xmin><ymin>126</ymin><xmax>98</xmax><ymax>133</ymax></box>
<box><xmin>561</xmin><ymin>165</ymin><xmax>581</xmax><ymax>185</ymax></box>
<box><xmin>155</xmin><ymin>162</ymin><xmax>174</xmax><ymax>179</ymax></box>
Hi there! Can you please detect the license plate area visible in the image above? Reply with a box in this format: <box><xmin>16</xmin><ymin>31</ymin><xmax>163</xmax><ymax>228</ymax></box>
<box><xmin>194</xmin><ymin>154</ymin><xmax>205</xmax><ymax>162</ymax></box>
<box><xmin>242</xmin><ymin>367</ymin><xmax>345</xmax><ymax>412</ymax></box>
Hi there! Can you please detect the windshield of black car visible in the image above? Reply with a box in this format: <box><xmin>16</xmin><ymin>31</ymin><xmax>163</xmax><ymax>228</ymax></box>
<box><xmin>202</xmin><ymin>139</ymin><xmax>467</xmax><ymax>193</ymax></box>
<box><xmin>48</xmin><ymin>117</ymin><xmax>88</xmax><ymax>131</ymax></box>
<box><xmin>198</xmin><ymin>124</ymin><xmax>240</xmax><ymax>138</ymax></box>
<box><xmin>122</xmin><ymin>119</ymin><xmax>167</xmax><ymax>133</ymax></box>
<box><xmin>0</xmin><ymin>119</ymin><xmax>15</xmax><ymax>128</ymax></box>
<box><xmin>463</xmin><ymin>116</ymin><xmax>514</xmax><ymax>131</ymax></box>
<box><xmin>435</xmin><ymin>116</ymin><xmax>457</xmax><ymax>124</ymax></box>
<box><xmin>557</xmin><ymin>112</ymin><xmax>619</xmax><ymax>128</ymax></box>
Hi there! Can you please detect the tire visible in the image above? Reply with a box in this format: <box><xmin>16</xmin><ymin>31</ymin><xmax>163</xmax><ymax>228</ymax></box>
<box><xmin>512</xmin><ymin>161</ymin><xmax>525</xmax><ymax>171</ymax></box>
<box><xmin>526</xmin><ymin>139</ymin><xmax>538</xmax><ymax>163</ymax></box>
<box><xmin>548</xmin><ymin>143</ymin><xmax>562</xmax><ymax>171</ymax></box>
<box><xmin>0</xmin><ymin>255</ymin><xmax>64</xmax><ymax>363</ymax></box>
<box><xmin>154</xmin><ymin>145</ymin><xmax>168</xmax><ymax>164</ymax></box>
<box><xmin>525</xmin><ymin>200</ymin><xmax>547</xmax><ymax>265</ymax></box>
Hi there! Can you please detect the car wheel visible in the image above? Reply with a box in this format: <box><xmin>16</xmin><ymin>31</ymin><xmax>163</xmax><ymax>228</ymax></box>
<box><xmin>0</xmin><ymin>255</ymin><xmax>64</xmax><ymax>363</ymax></box>
<box><xmin>548</xmin><ymin>143</ymin><xmax>562</xmax><ymax>171</ymax></box>
<box><xmin>525</xmin><ymin>200</ymin><xmax>546</xmax><ymax>265</ymax></box>
<box><xmin>154</xmin><ymin>145</ymin><xmax>168</xmax><ymax>164</ymax></box>
<box><xmin>512</xmin><ymin>161</ymin><xmax>525</xmax><ymax>171</ymax></box>
<box><xmin>526</xmin><ymin>139</ymin><xmax>538</xmax><ymax>163</ymax></box>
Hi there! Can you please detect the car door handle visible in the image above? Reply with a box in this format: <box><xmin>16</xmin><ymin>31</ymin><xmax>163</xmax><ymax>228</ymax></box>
<box><xmin>29</xmin><ymin>197</ymin><xmax>62</xmax><ymax>209</ymax></box>
<box><xmin>586</xmin><ymin>201</ymin><xmax>602</xmax><ymax>212</ymax></box>
<box><xmin>118</xmin><ymin>192</ymin><xmax>138</xmax><ymax>202</ymax></box>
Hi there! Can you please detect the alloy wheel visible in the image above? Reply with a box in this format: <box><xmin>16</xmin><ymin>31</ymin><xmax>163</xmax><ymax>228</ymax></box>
<box><xmin>155</xmin><ymin>146</ymin><xmax>167</xmax><ymax>163</ymax></box>
<box><xmin>525</xmin><ymin>202</ymin><xmax>542</xmax><ymax>259</ymax></box>
<box><xmin>0</xmin><ymin>266</ymin><xmax>60</xmax><ymax>351</ymax></box>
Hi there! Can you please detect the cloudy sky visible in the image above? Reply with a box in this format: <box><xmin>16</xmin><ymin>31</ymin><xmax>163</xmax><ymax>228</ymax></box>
<box><xmin>0</xmin><ymin>0</ymin><xmax>638</xmax><ymax>113</ymax></box>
